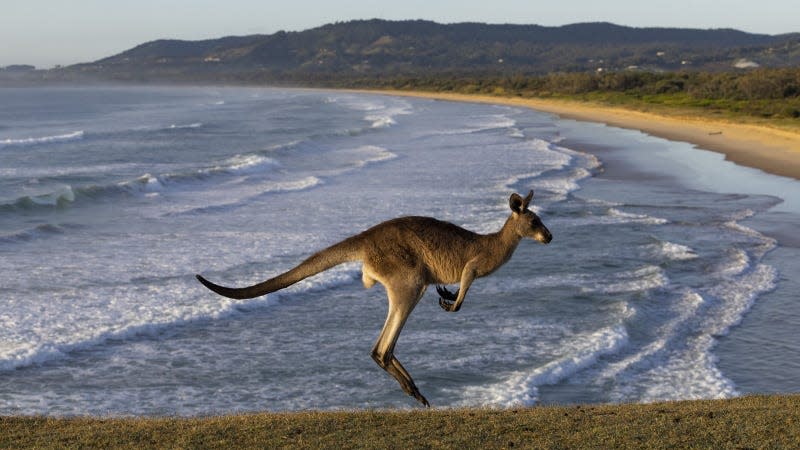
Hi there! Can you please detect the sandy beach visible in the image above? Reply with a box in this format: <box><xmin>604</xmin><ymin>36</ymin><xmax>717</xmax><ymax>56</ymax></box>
<box><xmin>361</xmin><ymin>90</ymin><xmax>800</xmax><ymax>180</ymax></box>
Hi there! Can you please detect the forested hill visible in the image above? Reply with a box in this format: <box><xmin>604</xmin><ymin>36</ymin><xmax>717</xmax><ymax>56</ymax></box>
<box><xmin>58</xmin><ymin>20</ymin><xmax>800</xmax><ymax>83</ymax></box>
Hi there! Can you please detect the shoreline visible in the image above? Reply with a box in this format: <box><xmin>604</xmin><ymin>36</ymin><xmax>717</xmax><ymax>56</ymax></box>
<box><xmin>356</xmin><ymin>89</ymin><xmax>800</xmax><ymax>180</ymax></box>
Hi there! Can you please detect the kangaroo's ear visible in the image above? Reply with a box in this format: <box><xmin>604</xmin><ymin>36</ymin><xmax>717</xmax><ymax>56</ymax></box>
<box><xmin>522</xmin><ymin>190</ymin><xmax>534</xmax><ymax>210</ymax></box>
<box><xmin>509</xmin><ymin>192</ymin><xmax>524</xmax><ymax>214</ymax></box>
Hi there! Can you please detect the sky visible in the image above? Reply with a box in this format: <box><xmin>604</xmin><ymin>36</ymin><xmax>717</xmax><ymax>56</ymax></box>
<box><xmin>2</xmin><ymin>0</ymin><xmax>799</xmax><ymax>69</ymax></box>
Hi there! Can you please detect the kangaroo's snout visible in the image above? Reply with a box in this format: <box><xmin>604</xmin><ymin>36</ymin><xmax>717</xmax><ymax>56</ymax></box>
<box><xmin>536</xmin><ymin>227</ymin><xmax>552</xmax><ymax>244</ymax></box>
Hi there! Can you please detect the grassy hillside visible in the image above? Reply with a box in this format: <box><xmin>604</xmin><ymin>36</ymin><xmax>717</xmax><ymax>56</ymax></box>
<box><xmin>2</xmin><ymin>395</ymin><xmax>799</xmax><ymax>449</ymax></box>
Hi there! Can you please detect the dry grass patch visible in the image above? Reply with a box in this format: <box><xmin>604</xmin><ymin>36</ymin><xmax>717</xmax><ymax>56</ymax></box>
<box><xmin>2</xmin><ymin>394</ymin><xmax>799</xmax><ymax>449</ymax></box>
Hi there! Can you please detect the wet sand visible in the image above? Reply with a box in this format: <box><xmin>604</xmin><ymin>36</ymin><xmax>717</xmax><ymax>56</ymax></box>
<box><xmin>360</xmin><ymin>90</ymin><xmax>800</xmax><ymax>180</ymax></box>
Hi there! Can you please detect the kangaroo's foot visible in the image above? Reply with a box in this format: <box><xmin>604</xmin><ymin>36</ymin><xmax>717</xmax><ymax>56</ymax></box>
<box><xmin>398</xmin><ymin>370</ymin><xmax>430</xmax><ymax>407</ymax></box>
<box><xmin>436</xmin><ymin>285</ymin><xmax>460</xmax><ymax>312</ymax></box>
<box><xmin>372</xmin><ymin>351</ymin><xmax>431</xmax><ymax>407</ymax></box>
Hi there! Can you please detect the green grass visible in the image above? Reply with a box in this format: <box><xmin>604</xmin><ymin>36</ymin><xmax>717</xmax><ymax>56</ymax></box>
<box><xmin>3</xmin><ymin>395</ymin><xmax>799</xmax><ymax>449</ymax></box>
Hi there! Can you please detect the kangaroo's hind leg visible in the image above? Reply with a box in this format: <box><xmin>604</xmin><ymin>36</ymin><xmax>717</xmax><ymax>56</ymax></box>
<box><xmin>371</xmin><ymin>282</ymin><xmax>429</xmax><ymax>407</ymax></box>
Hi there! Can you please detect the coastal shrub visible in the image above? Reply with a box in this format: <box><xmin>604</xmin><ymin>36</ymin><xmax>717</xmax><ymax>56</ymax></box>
<box><xmin>355</xmin><ymin>68</ymin><xmax>800</xmax><ymax>120</ymax></box>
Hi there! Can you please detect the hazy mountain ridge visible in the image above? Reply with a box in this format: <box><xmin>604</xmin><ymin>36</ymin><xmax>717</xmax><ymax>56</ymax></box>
<box><xmin>23</xmin><ymin>20</ymin><xmax>800</xmax><ymax>83</ymax></box>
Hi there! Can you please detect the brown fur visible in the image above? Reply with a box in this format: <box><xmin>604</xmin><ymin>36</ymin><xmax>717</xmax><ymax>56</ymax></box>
<box><xmin>196</xmin><ymin>190</ymin><xmax>551</xmax><ymax>406</ymax></box>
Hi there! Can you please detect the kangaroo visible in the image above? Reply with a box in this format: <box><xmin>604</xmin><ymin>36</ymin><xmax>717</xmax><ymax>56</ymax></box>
<box><xmin>196</xmin><ymin>190</ymin><xmax>552</xmax><ymax>407</ymax></box>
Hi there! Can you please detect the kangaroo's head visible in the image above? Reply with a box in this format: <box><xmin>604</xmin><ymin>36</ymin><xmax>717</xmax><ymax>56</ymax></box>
<box><xmin>509</xmin><ymin>190</ymin><xmax>552</xmax><ymax>244</ymax></box>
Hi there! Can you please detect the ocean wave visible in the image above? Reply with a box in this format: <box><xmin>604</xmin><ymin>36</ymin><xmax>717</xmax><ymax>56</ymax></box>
<box><xmin>0</xmin><ymin>223</ymin><xmax>67</xmax><ymax>244</ymax></box>
<box><xmin>704</xmin><ymin>263</ymin><xmax>777</xmax><ymax>336</ymax></box>
<box><xmin>166</xmin><ymin>122</ymin><xmax>203</xmax><ymax>130</ymax></box>
<box><xmin>0</xmin><ymin>130</ymin><xmax>84</xmax><ymax>148</ymax></box>
<box><xmin>496</xmin><ymin>138</ymin><xmax>600</xmax><ymax>208</ymax></box>
<box><xmin>0</xmin><ymin>162</ymin><xmax>143</xmax><ymax>179</ymax></box>
<box><xmin>164</xmin><ymin>145</ymin><xmax>391</xmax><ymax>217</ymax></box>
<box><xmin>201</xmin><ymin>154</ymin><xmax>278</xmax><ymax>176</ymax></box>
<box><xmin>711</xmin><ymin>248</ymin><xmax>750</xmax><ymax>278</ymax></box>
<box><xmin>608</xmin><ymin>208</ymin><xmax>669</xmax><ymax>225</ymax></box>
<box><xmin>167</xmin><ymin>176</ymin><xmax>322</xmax><ymax>216</ymax></box>
<box><xmin>509</xmin><ymin>127</ymin><xmax>525</xmax><ymax>138</ymax></box>
<box><xmin>620</xmin><ymin>263</ymin><xmax>777</xmax><ymax>403</ymax></box>
<box><xmin>644</xmin><ymin>241</ymin><xmax>698</xmax><ymax>261</ymax></box>
<box><xmin>461</xmin><ymin>324</ymin><xmax>629</xmax><ymax>406</ymax></box>
<box><xmin>515</xmin><ymin>139</ymin><xmax>601</xmax><ymax>204</ymax></box>
<box><xmin>557</xmin><ymin>207</ymin><xmax>668</xmax><ymax>227</ymax></box>
<box><xmin>342</xmin><ymin>145</ymin><xmax>398</xmax><ymax>168</ymax></box>
<box><xmin>535</xmin><ymin>168</ymin><xmax>592</xmax><ymax>199</ymax></box>
<box><xmin>432</xmin><ymin>113</ymin><xmax>519</xmax><ymax>136</ymax></box>
<box><xmin>367</xmin><ymin>115</ymin><xmax>397</xmax><ymax>129</ymax></box>
<box><xmin>0</xmin><ymin>185</ymin><xmax>77</xmax><ymax>212</ymax></box>
<box><xmin>0</xmin><ymin>153</ymin><xmax>278</xmax><ymax>213</ymax></box>
<box><xmin>637</xmin><ymin>334</ymin><xmax>737</xmax><ymax>402</ymax></box>
<box><xmin>599</xmin><ymin>289</ymin><xmax>706</xmax><ymax>381</ymax></box>
<box><xmin>722</xmin><ymin>210</ymin><xmax>777</xmax><ymax>258</ymax></box>
<box><xmin>480</xmin><ymin>265</ymin><xmax>668</xmax><ymax>297</ymax></box>
<box><xmin>595</xmin><ymin>252</ymin><xmax>776</xmax><ymax>403</ymax></box>
<box><xmin>584</xmin><ymin>265</ymin><xmax>669</xmax><ymax>294</ymax></box>
<box><xmin>330</xmin><ymin>95</ymin><xmax>412</xmax><ymax>130</ymax></box>
<box><xmin>0</xmin><ymin>263</ymin><xmax>362</xmax><ymax>372</ymax></box>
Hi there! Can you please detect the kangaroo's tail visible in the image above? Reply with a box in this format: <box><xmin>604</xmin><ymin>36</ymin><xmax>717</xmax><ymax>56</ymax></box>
<box><xmin>196</xmin><ymin>236</ymin><xmax>362</xmax><ymax>300</ymax></box>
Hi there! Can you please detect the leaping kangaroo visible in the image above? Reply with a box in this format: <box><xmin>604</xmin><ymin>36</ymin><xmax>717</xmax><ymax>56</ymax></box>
<box><xmin>196</xmin><ymin>190</ymin><xmax>552</xmax><ymax>407</ymax></box>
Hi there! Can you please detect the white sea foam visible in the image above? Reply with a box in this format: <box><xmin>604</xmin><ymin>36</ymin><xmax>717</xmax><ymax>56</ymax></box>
<box><xmin>436</xmin><ymin>113</ymin><xmax>518</xmax><ymax>135</ymax></box>
<box><xmin>25</xmin><ymin>185</ymin><xmax>76</xmax><ymax>206</ymax></box>
<box><xmin>608</xmin><ymin>208</ymin><xmax>669</xmax><ymax>225</ymax></box>
<box><xmin>0</xmin><ymin>130</ymin><xmax>84</xmax><ymax>148</ymax></box>
<box><xmin>638</xmin><ymin>334</ymin><xmax>737</xmax><ymax>402</ymax></box>
<box><xmin>704</xmin><ymin>263</ymin><xmax>777</xmax><ymax>335</ymax></box>
<box><xmin>480</xmin><ymin>265</ymin><xmax>668</xmax><ymax>297</ymax></box>
<box><xmin>0</xmin><ymin>262</ymin><xmax>361</xmax><ymax>372</ymax></box>
<box><xmin>584</xmin><ymin>265</ymin><xmax>669</xmax><ymax>294</ymax></box>
<box><xmin>365</xmin><ymin>103</ymin><xmax>413</xmax><ymax>129</ymax></box>
<box><xmin>535</xmin><ymin>168</ymin><xmax>592</xmax><ymax>199</ymax></box>
<box><xmin>168</xmin><ymin>122</ymin><xmax>203</xmax><ymax>130</ymax></box>
<box><xmin>165</xmin><ymin>176</ymin><xmax>323</xmax><ymax>217</ymax></box>
<box><xmin>607</xmin><ymin>263</ymin><xmax>778</xmax><ymax>403</ymax></box>
<box><xmin>368</xmin><ymin>115</ymin><xmax>397</xmax><ymax>128</ymax></box>
<box><xmin>599</xmin><ymin>290</ymin><xmax>705</xmax><ymax>381</ymax></box>
<box><xmin>461</xmin><ymin>325</ymin><xmax>628</xmax><ymax>406</ymax></box>
<box><xmin>712</xmin><ymin>248</ymin><xmax>750</xmax><ymax>278</ymax></box>
<box><xmin>333</xmin><ymin>95</ymin><xmax>412</xmax><ymax>129</ymax></box>
<box><xmin>211</xmin><ymin>154</ymin><xmax>278</xmax><ymax>175</ymax></box>
<box><xmin>347</xmin><ymin>145</ymin><xmax>398</xmax><ymax>167</ymax></box>
<box><xmin>722</xmin><ymin>210</ymin><xmax>777</xmax><ymax>258</ymax></box>
<box><xmin>645</xmin><ymin>241</ymin><xmax>698</xmax><ymax>261</ymax></box>
<box><xmin>0</xmin><ymin>162</ymin><xmax>145</xmax><ymax>179</ymax></box>
<box><xmin>558</xmin><ymin>207</ymin><xmax>668</xmax><ymax>228</ymax></box>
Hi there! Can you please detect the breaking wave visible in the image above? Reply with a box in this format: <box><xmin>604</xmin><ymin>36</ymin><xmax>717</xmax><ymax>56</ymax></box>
<box><xmin>0</xmin><ymin>131</ymin><xmax>84</xmax><ymax>148</ymax></box>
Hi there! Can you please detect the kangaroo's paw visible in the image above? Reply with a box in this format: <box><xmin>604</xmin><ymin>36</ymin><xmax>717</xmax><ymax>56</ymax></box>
<box><xmin>436</xmin><ymin>285</ymin><xmax>457</xmax><ymax>300</ymax></box>
<box><xmin>436</xmin><ymin>285</ymin><xmax>460</xmax><ymax>312</ymax></box>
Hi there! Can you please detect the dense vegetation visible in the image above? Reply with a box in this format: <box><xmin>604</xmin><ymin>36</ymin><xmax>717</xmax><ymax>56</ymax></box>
<box><xmin>345</xmin><ymin>68</ymin><xmax>800</xmax><ymax>120</ymax></box>
<box><xmin>3</xmin><ymin>395</ymin><xmax>799</xmax><ymax>449</ymax></box>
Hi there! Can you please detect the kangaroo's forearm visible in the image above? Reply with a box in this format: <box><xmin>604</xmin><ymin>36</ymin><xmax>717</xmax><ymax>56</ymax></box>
<box><xmin>453</xmin><ymin>259</ymin><xmax>479</xmax><ymax>310</ymax></box>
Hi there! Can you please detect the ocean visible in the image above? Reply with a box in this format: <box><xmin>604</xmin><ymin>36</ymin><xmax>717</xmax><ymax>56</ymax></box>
<box><xmin>1</xmin><ymin>86</ymin><xmax>798</xmax><ymax>415</ymax></box>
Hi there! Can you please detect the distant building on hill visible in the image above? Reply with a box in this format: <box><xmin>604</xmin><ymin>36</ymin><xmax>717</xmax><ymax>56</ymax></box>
<box><xmin>733</xmin><ymin>58</ymin><xmax>760</xmax><ymax>69</ymax></box>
